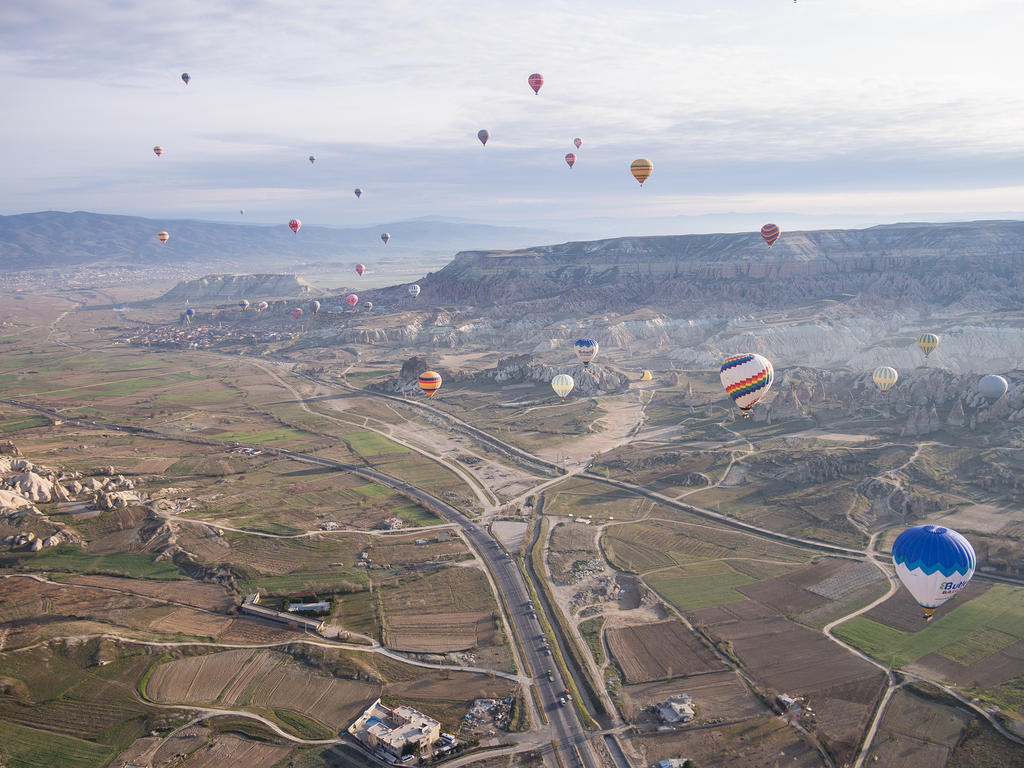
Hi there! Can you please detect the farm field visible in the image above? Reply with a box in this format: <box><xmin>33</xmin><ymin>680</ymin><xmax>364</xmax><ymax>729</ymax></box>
<box><xmin>863</xmin><ymin>688</ymin><xmax>971</xmax><ymax>768</ymax></box>
<box><xmin>175</xmin><ymin>733</ymin><xmax>293</xmax><ymax>768</ymax></box>
<box><xmin>606</xmin><ymin>620</ymin><xmax>724</xmax><ymax>683</ymax></box>
<box><xmin>618</xmin><ymin>670</ymin><xmax>766</xmax><ymax>724</ymax></box>
<box><xmin>545</xmin><ymin>478</ymin><xmax>653</xmax><ymax>521</ymax></box>
<box><xmin>0</xmin><ymin>720</ymin><xmax>115</xmax><ymax>768</ymax></box>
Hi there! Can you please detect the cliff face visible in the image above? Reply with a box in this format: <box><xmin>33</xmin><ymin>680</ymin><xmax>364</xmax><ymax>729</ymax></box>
<box><xmin>416</xmin><ymin>221</ymin><xmax>1024</xmax><ymax>312</ymax></box>
<box><xmin>156</xmin><ymin>274</ymin><xmax>321</xmax><ymax>303</ymax></box>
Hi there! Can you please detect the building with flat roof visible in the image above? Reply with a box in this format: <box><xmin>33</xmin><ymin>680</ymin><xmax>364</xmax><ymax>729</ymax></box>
<box><xmin>349</xmin><ymin>699</ymin><xmax>441</xmax><ymax>758</ymax></box>
<box><xmin>656</xmin><ymin>693</ymin><xmax>694</xmax><ymax>724</ymax></box>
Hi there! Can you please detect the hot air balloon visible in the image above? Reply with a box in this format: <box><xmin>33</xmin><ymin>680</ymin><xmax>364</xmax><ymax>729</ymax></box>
<box><xmin>257</xmin><ymin>301</ymin><xmax>269</xmax><ymax>312</ymax></box>
<box><xmin>418</xmin><ymin>371</ymin><xmax>442</xmax><ymax>397</ymax></box>
<box><xmin>239</xmin><ymin>300</ymin><xmax>250</xmax><ymax>310</ymax></box>
<box><xmin>528</xmin><ymin>73</ymin><xmax>544</xmax><ymax>94</ymax></box>
<box><xmin>574</xmin><ymin>138</ymin><xmax>582</xmax><ymax>149</ymax></box>
<box><xmin>181</xmin><ymin>73</ymin><xmax>191</xmax><ymax>85</ymax></box>
<box><xmin>354</xmin><ymin>188</ymin><xmax>362</xmax><ymax>198</ymax></box>
<box><xmin>552</xmin><ymin>374</ymin><xmax>575</xmax><ymax>400</ymax></box>
<box><xmin>184</xmin><ymin>308</ymin><xmax>195</xmax><ymax>324</ymax></box>
<box><xmin>760</xmin><ymin>224</ymin><xmax>780</xmax><ymax>247</ymax></box>
<box><xmin>630</xmin><ymin>159</ymin><xmax>653</xmax><ymax>186</ymax></box>
<box><xmin>873</xmin><ymin>366</ymin><xmax>898</xmax><ymax>394</ymax></box>
<box><xmin>979</xmin><ymin>374</ymin><xmax>1009</xmax><ymax>400</ymax></box>
<box><xmin>720</xmin><ymin>353</ymin><xmax>774</xmax><ymax>416</ymax></box>
<box><xmin>239</xmin><ymin>209</ymin><xmax>245</xmax><ymax>215</ymax></box>
<box><xmin>574</xmin><ymin>339</ymin><xmax>598</xmax><ymax>367</ymax></box>
<box><xmin>892</xmin><ymin>525</ymin><xmax>976</xmax><ymax>620</ymax></box>
<box><xmin>478</xmin><ymin>129</ymin><xmax>489</xmax><ymax>146</ymax></box>
<box><xmin>310</xmin><ymin>300</ymin><xmax>321</xmax><ymax>314</ymax></box>
<box><xmin>308</xmin><ymin>155</ymin><xmax>316</xmax><ymax>165</ymax></box>
<box><xmin>345</xmin><ymin>294</ymin><xmax>358</xmax><ymax>308</ymax></box>
<box><xmin>640</xmin><ymin>370</ymin><xmax>653</xmax><ymax>382</ymax></box>
<box><xmin>363</xmin><ymin>301</ymin><xmax>373</xmax><ymax>311</ymax></box>
<box><xmin>153</xmin><ymin>145</ymin><xmax>163</xmax><ymax>157</ymax></box>
<box><xmin>355</xmin><ymin>263</ymin><xmax>366</xmax><ymax>276</ymax></box>
<box><xmin>157</xmin><ymin>231</ymin><xmax>169</xmax><ymax>244</ymax></box>
<box><xmin>408</xmin><ymin>284</ymin><xmax>421</xmax><ymax>298</ymax></box>
<box><xmin>291</xmin><ymin>307</ymin><xmax>303</xmax><ymax>320</ymax></box>
<box><xmin>381</xmin><ymin>233</ymin><xmax>390</xmax><ymax>245</ymax></box>
<box><xmin>289</xmin><ymin>219</ymin><xmax>301</xmax><ymax>234</ymax></box>
<box><xmin>565</xmin><ymin>153</ymin><xmax>576</xmax><ymax>168</ymax></box>
<box><xmin>917</xmin><ymin>333</ymin><xmax>939</xmax><ymax>357</ymax></box>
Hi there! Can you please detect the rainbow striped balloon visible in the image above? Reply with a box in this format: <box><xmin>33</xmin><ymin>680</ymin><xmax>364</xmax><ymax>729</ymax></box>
<box><xmin>917</xmin><ymin>333</ymin><xmax>939</xmax><ymax>357</ymax></box>
<box><xmin>418</xmin><ymin>371</ymin><xmax>442</xmax><ymax>398</ymax></box>
<box><xmin>720</xmin><ymin>353</ymin><xmax>774</xmax><ymax>415</ymax></box>
<box><xmin>760</xmin><ymin>223</ymin><xmax>780</xmax><ymax>247</ymax></box>
<box><xmin>630</xmin><ymin>158</ymin><xmax>653</xmax><ymax>185</ymax></box>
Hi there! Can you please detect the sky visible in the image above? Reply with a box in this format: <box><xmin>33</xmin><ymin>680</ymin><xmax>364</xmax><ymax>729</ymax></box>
<box><xmin>2</xmin><ymin>0</ymin><xmax>1023</xmax><ymax>236</ymax></box>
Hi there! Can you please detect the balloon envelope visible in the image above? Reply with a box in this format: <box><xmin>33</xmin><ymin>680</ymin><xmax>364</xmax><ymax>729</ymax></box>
<box><xmin>873</xmin><ymin>366</ymin><xmax>898</xmax><ymax>393</ymax></box>
<box><xmin>257</xmin><ymin>301</ymin><xmax>269</xmax><ymax>311</ymax></box>
<box><xmin>917</xmin><ymin>333</ymin><xmax>939</xmax><ymax>357</ymax></box>
<box><xmin>979</xmin><ymin>374</ymin><xmax>1009</xmax><ymax>400</ymax></box>
<box><xmin>239</xmin><ymin>209</ymin><xmax>245</xmax><ymax>215</ymax></box>
<box><xmin>408</xmin><ymin>284</ymin><xmax>421</xmax><ymax>297</ymax></box>
<box><xmin>181</xmin><ymin>73</ymin><xmax>190</xmax><ymax>84</ymax></box>
<box><xmin>720</xmin><ymin>353</ymin><xmax>774</xmax><ymax>414</ymax></box>
<box><xmin>528</xmin><ymin>73</ymin><xmax>544</xmax><ymax>93</ymax></box>
<box><xmin>892</xmin><ymin>525</ymin><xmax>976</xmax><ymax>616</ymax></box>
<box><xmin>289</xmin><ymin>219</ymin><xmax>301</xmax><ymax>233</ymax></box>
<box><xmin>157</xmin><ymin>231</ymin><xmax>169</xmax><ymax>244</ymax></box>
<box><xmin>418</xmin><ymin>371</ymin><xmax>442</xmax><ymax>397</ymax></box>
<box><xmin>565</xmin><ymin>153</ymin><xmax>576</xmax><ymax>168</ymax></box>
<box><xmin>630</xmin><ymin>158</ymin><xmax>653</xmax><ymax>185</ymax></box>
<box><xmin>760</xmin><ymin>223</ymin><xmax>780</xmax><ymax>247</ymax></box>
<box><xmin>640</xmin><ymin>370</ymin><xmax>653</xmax><ymax>382</ymax></box>
<box><xmin>310</xmin><ymin>300</ymin><xmax>321</xmax><ymax>314</ymax></box>
<box><xmin>239</xmin><ymin>300</ymin><xmax>250</xmax><ymax>310</ymax></box>
<box><xmin>574</xmin><ymin>137</ymin><xmax>582</xmax><ymax>149</ymax></box>
<box><xmin>291</xmin><ymin>308</ymin><xmax>303</xmax><ymax>319</ymax></box>
<box><xmin>381</xmin><ymin>232</ymin><xmax>390</xmax><ymax>244</ymax></box>
<box><xmin>308</xmin><ymin>155</ymin><xmax>316</xmax><ymax>164</ymax></box>
<box><xmin>345</xmin><ymin>294</ymin><xmax>358</xmax><ymax>307</ymax></box>
<box><xmin>355</xmin><ymin>263</ymin><xmax>366</xmax><ymax>276</ymax></box>
<box><xmin>153</xmin><ymin>145</ymin><xmax>163</xmax><ymax>157</ymax></box>
<box><xmin>353</xmin><ymin>188</ymin><xmax>362</xmax><ymax>198</ymax></box>
<box><xmin>185</xmin><ymin>308</ymin><xmax>195</xmax><ymax>317</ymax></box>
<box><xmin>574</xmin><ymin>338</ymin><xmax>599</xmax><ymax>367</ymax></box>
<box><xmin>363</xmin><ymin>301</ymin><xmax>373</xmax><ymax>311</ymax></box>
<box><xmin>552</xmin><ymin>374</ymin><xmax>575</xmax><ymax>400</ymax></box>
<box><xmin>478</xmin><ymin>129</ymin><xmax>489</xmax><ymax>146</ymax></box>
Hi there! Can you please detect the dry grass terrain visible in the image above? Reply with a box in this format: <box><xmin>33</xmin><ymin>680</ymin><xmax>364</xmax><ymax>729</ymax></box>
<box><xmin>606</xmin><ymin>620</ymin><xmax>723</xmax><ymax>683</ymax></box>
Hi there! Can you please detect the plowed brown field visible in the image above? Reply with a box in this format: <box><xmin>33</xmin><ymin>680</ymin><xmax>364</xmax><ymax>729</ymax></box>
<box><xmin>606</xmin><ymin>620</ymin><xmax>723</xmax><ymax>683</ymax></box>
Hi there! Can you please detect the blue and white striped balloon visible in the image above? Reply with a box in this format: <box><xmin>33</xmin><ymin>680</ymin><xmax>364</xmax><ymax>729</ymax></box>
<box><xmin>892</xmin><ymin>524</ymin><xmax>976</xmax><ymax>619</ymax></box>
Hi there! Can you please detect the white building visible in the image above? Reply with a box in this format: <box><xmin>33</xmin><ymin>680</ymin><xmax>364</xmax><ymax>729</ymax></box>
<box><xmin>349</xmin><ymin>699</ymin><xmax>441</xmax><ymax>758</ymax></box>
<box><xmin>656</xmin><ymin>694</ymin><xmax>694</xmax><ymax>724</ymax></box>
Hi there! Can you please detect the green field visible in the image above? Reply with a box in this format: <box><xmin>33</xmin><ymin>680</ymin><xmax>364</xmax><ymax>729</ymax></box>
<box><xmin>353</xmin><ymin>482</ymin><xmax>394</xmax><ymax>499</ymax></box>
<box><xmin>835</xmin><ymin>585</ymin><xmax>1024</xmax><ymax>668</ymax></box>
<box><xmin>22</xmin><ymin>546</ymin><xmax>185</xmax><ymax>580</ymax></box>
<box><xmin>342</xmin><ymin>431</ymin><xmax>409</xmax><ymax>456</ymax></box>
<box><xmin>43</xmin><ymin>372</ymin><xmax>204</xmax><ymax>399</ymax></box>
<box><xmin>211</xmin><ymin>427</ymin><xmax>318</xmax><ymax>444</ymax></box>
<box><xmin>646</xmin><ymin>567</ymin><xmax>755</xmax><ymax>611</ymax></box>
<box><xmin>578</xmin><ymin>616</ymin><xmax>606</xmax><ymax>666</ymax></box>
<box><xmin>0</xmin><ymin>720</ymin><xmax>114</xmax><ymax>768</ymax></box>
<box><xmin>0</xmin><ymin>415</ymin><xmax>50</xmax><ymax>433</ymax></box>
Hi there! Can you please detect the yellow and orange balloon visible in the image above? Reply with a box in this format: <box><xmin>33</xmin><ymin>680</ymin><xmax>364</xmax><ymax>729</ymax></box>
<box><xmin>418</xmin><ymin>371</ymin><xmax>442</xmax><ymax>398</ymax></box>
<box><xmin>157</xmin><ymin>231</ymin><xmax>169</xmax><ymax>244</ymax></box>
<box><xmin>630</xmin><ymin>158</ymin><xmax>653</xmax><ymax>186</ymax></box>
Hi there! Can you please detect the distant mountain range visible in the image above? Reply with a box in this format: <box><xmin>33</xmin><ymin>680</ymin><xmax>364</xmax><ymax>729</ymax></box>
<box><xmin>0</xmin><ymin>211</ymin><xmax>572</xmax><ymax>273</ymax></box>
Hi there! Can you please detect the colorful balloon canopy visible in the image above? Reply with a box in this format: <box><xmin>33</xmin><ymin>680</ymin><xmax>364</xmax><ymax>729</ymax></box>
<box><xmin>551</xmin><ymin>374</ymin><xmax>575</xmax><ymax>400</ymax></box>
<box><xmin>760</xmin><ymin>223</ymin><xmax>780</xmax><ymax>247</ymax></box>
<box><xmin>640</xmin><ymin>370</ymin><xmax>653</xmax><ymax>382</ymax></box>
<box><xmin>720</xmin><ymin>353</ymin><xmax>774</xmax><ymax>416</ymax></box>
<box><xmin>574</xmin><ymin>137</ymin><xmax>582</xmax><ymax>149</ymax></box>
<box><xmin>291</xmin><ymin>307</ymin><xmax>303</xmax><ymax>319</ymax></box>
<box><xmin>345</xmin><ymin>294</ymin><xmax>358</xmax><ymax>307</ymax></box>
<box><xmin>565</xmin><ymin>153</ymin><xmax>576</xmax><ymax>168</ymax></box>
<box><xmin>917</xmin><ymin>333</ymin><xmax>939</xmax><ymax>357</ymax></box>
<box><xmin>157</xmin><ymin>231</ymin><xmax>169</xmax><ymax>244</ymax></box>
<box><xmin>408</xmin><ymin>284</ymin><xmax>421</xmax><ymax>298</ymax></box>
<box><xmin>308</xmin><ymin>155</ymin><xmax>316</xmax><ymax>165</ymax></box>
<box><xmin>181</xmin><ymin>73</ymin><xmax>191</xmax><ymax>85</ymax></box>
<box><xmin>363</xmin><ymin>301</ymin><xmax>373</xmax><ymax>311</ymax></box>
<box><xmin>418</xmin><ymin>371</ymin><xmax>442</xmax><ymax>398</ymax></box>
<box><xmin>574</xmin><ymin>338</ymin><xmax>598</xmax><ymax>367</ymax></box>
<box><xmin>354</xmin><ymin>188</ymin><xmax>362</xmax><ymax>198</ymax></box>
<box><xmin>979</xmin><ymin>374</ymin><xmax>1009</xmax><ymax>400</ymax></box>
<box><xmin>873</xmin><ymin>366</ymin><xmax>898</xmax><ymax>394</ymax></box>
<box><xmin>185</xmin><ymin>308</ymin><xmax>195</xmax><ymax>317</ymax></box>
<box><xmin>310</xmin><ymin>300</ymin><xmax>321</xmax><ymax>314</ymax></box>
<box><xmin>528</xmin><ymin>73</ymin><xmax>544</xmax><ymax>94</ymax></box>
<box><xmin>289</xmin><ymin>219</ymin><xmax>301</xmax><ymax>233</ymax></box>
<box><xmin>478</xmin><ymin>129</ymin><xmax>489</xmax><ymax>146</ymax></box>
<box><xmin>239</xmin><ymin>300</ymin><xmax>250</xmax><ymax>310</ymax></box>
<box><xmin>153</xmin><ymin>145</ymin><xmax>163</xmax><ymax>157</ymax></box>
<box><xmin>257</xmin><ymin>301</ymin><xmax>269</xmax><ymax>311</ymax></box>
<box><xmin>381</xmin><ymin>232</ymin><xmax>390</xmax><ymax>244</ymax></box>
<box><xmin>630</xmin><ymin>158</ymin><xmax>653</xmax><ymax>186</ymax></box>
<box><xmin>892</xmin><ymin>525</ymin><xmax>976</xmax><ymax>619</ymax></box>
<box><xmin>355</xmin><ymin>263</ymin><xmax>366</xmax><ymax>276</ymax></box>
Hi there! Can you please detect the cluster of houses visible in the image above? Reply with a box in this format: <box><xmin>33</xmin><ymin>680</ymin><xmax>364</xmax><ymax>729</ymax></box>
<box><xmin>120</xmin><ymin>325</ymin><xmax>293</xmax><ymax>350</ymax></box>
